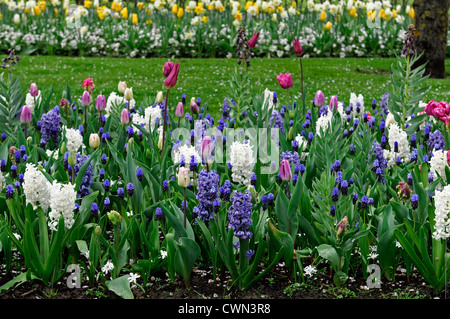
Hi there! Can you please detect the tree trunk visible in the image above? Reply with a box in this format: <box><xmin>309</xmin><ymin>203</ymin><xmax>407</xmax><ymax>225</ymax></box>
<box><xmin>413</xmin><ymin>0</ymin><xmax>449</xmax><ymax>79</ymax></box>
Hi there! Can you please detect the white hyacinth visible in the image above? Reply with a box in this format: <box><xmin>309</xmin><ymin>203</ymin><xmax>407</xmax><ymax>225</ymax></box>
<box><xmin>349</xmin><ymin>92</ymin><xmax>365</xmax><ymax>117</ymax></box>
<box><xmin>315</xmin><ymin>109</ymin><xmax>333</xmax><ymax>137</ymax></box>
<box><xmin>294</xmin><ymin>134</ymin><xmax>309</xmax><ymax>161</ymax></box>
<box><xmin>105</xmin><ymin>91</ymin><xmax>136</xmax><ymax>118</ymax></box>
<box><xmin>172</xmin><ymin>144</ymin><xmax>201</xmax><ymax>166</ymax></box>
<box><xmin>25</xmin><ymin>91</ymin><xmax>41</xmax><ymax>114</ymax></box>
<box><xmin>433</xmin><ymin>185</ymin><xmax>450</xmax><ymax>241</ymax></box>
<box><xmin>23</xmin><ymin>163</ymin><xmax>51</xmax><ymax>212</ymax></box>
<box><xmin>229</xmin><ymin>141</ymin><xmax>255</xmax><ymax>185</ymax></box>
<box><xmin>48</xmin><ymin>181</ymin><xmax>77</xmax><ymax>231</ymax></box>
<box><xmin>383</xmin><ymin>123</ymin><xmax>409</xmax><ymax>168</ymax></box>
<box><xmin>0</xmin><ymin>172</ymin><xmax>5</xmax><ymax>192</ymax></box>
<box><xmin>430</xmin><ymin>149</ymin><xmax>448</xmax><ymax>189</ymax></box>
<box><xmin>64</xmin><ymin>126</ymin><xmax>84</xmax><ymax>153</ymax></box>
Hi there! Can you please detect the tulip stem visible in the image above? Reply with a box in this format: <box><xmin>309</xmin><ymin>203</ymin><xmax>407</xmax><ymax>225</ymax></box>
<box><xmin>162</xmin><ymin>89</ymin><xmax>170</xmax><ymax>155</ymax></box>
<box><xmin>299</xmin><ymin>56</ymin><xmax>305</xmax><ymax>115</ymax></box>
<box><xmin>24</xmin><ymin>124</ymin><xmax>27</xmax><ymax>141</ymax></box>
<box><xmin>183</xmin><ymin>187</ymin><xmax>187</xmax><ymax>228</ymax></box>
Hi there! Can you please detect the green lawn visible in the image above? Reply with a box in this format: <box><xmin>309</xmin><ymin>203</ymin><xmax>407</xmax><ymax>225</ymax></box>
<box><xmin>6</xmin><ymin>55</ymin><xmax>450</xmax><ymax>120</ymax></box>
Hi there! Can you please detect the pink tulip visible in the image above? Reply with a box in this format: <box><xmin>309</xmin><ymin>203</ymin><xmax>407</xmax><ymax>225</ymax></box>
<box><xmin>83</xmin><ymin>78</ymin><xmax>95</xmax><ymax>92</ymax></box>
<box><xmin>432</xmin><ymin>107</ymin><xmax>445</xmax><ymax>118</ymax></box>
<box><xmin>280</xmin><ymin>159</ymin><xmax>292</xmax><ymax>181</ymax></box>
<box><xmin>447</xmin><ymin>151</ymin><xmax>450</xmax><ymax>166</ymax></box>
<box><xmin>81</xmin><ymin>90</ymin><xmax>91</xmax><ymax>106</ymax></box>
<box><xmin>175</xmin><ymin>102</ymin><xmax>184</xmax><ymax>118</ymax></box>
<box><xmin>164</xmin><ymin>63</ymin><xmax>180</xmax><ymax>89</ymax></box>
<box><xmin>248</xmin><ymin>32</ymin><xmax>260</xmax><ymax>48</ymax></box>
<box><xmin>163</xmin><ymin>62</ymin><xmax>174</xmax><ymax>78</ymax></box>
<box><xmin>424</xmin><ymin>100</ymin><xmax>439</xmax><ymax>116</ymax></box>
<box><xmin>366</xmin><ymin>112</ymin><xmax>373</xmax><ymax>121</ymax></box>
<box><xmin>120</xmin><ymin>108</ymin><xmax>129</xmax><ymax>125</ymax></box>
<box><xmin>95</xmin><ymin>94</ymin><xmax>106</xmax><ymax>111</ymax></box>
<box><xmin>276</xmin><ymin>73</ymin><xmax>293</xmax><ymax>89</ymax></box>
<box><xmin>329</xmin><ymin>95</ymin><xmax>338</xmax><ymax>110</ymax></box>
<box><xmin>201</xmin><ymin>136</ymin><xmax>213</xmax><ymax>158</ymax></box>
<box><xmin>20</xmin><ymin>105</ymin><xmax>32</xmax><ymax>124</ymax></box>
<box><xmin>30</xmin><ymin>83</ymin><xmax>38</xmax><ymax>97</ymax></box>
<box><xmin>314</xmin><ymin>90</ymin><xmax>325</xmax><ymax>107</ymax></box>
<box><xmin>293</xmin><ymin>38</ymin><xmax>303</xmax><ymax>56</ymax></box>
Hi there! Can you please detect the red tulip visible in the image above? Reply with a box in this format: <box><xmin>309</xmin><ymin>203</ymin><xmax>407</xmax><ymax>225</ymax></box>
<box><xmin>248</xmin><ymin>32</ymin><xmax>260</xmax><ymax>48</ymax></box>
<box><xmin>164</xmin><ymin>63</ymin><xmax>180</xmax><ymax>89</ymax></box>
<box><xmin>276</xmin><ymin>73</ymin><xmax>293</xmax><ymax>89</ymax></box>
<box><xmin>293</xmin><ymin>38</ymin><xmax>303</xmax><ymax>56</ymax></box>
<box><xmin>82</xmin><ymin>78</ymin><xmax>95</xmax><ymax>92</ymax></box>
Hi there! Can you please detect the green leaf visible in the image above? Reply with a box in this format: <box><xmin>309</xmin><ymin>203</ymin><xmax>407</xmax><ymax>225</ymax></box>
<box><xmin>174</xmin><ymin>237</ymin><xmax>201</xmax><ymax>287</ymax></box>
<box><xmin>316</xmin><ymin>244</ymin><xmax>340</xmax><ymax>271</ymax></box>
<box><xmin>105</xmin><ymin>275</ymin><xmax>134</xmax><ymax>299</ymax></box>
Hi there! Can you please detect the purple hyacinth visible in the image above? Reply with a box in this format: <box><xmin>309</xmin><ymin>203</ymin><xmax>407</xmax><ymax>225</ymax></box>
<box><xmin>269</xmin><ymin>110</ymin><xmax>285</xmax><ymax>135</ymax></box>
<box><xmin>428</xmin><ymin>130</ymin><xmax>445</xmax><ymax>152</ymax></box>
<box><xmin>280</xmin><ymin>151</ymin><xmax>301</xmax><ymax>168</ymax></box>
<box><xmin>74</xmin><ymin>153</ymin><xmax>93</xmax><ymax>198</ymax></box>
<box><xmin>228</xmin><ymin>190</ymin><xmax>253</xmax><ymax>240</ymax></box>
<box><xmin>194</xmin><ymin>169</ymin><xmax>220</xmax><ymax>224</ymax></box>
<box><xmin>40</xmin><ymin>107</ymin><xmax>61</xmax><ymax>145</ymax></box>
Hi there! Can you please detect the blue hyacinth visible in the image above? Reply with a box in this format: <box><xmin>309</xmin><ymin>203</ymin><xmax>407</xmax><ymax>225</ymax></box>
<box><xmin>228</xmin><ymin>190</ymin><xmax>253</xmax><ymax>240</ymax></box>
<box><xmin>40</xmin><ymin>107</ymin><xmax>61</xmax><ymax>145</ymax></box>
<box><xmin>194</xmin><ymin>169</ymin><xmax>220</xmax><ymax>224</ymax></box>
<box><xmin>74</xmin><ymin>153</ymin><xmax>93</xmax><ymax>198</ymax></box>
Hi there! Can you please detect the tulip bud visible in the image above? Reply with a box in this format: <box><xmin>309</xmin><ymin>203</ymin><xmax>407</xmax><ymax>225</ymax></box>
<box><xmin>164</xmin><ymin>63</ymin><xmax>180</xmax><ymax>89</ymax></box>
<box><xmin>30</xmin><ymin>83</ymin><xmax>39</xmax><ymax>97</ymax></box>
<box><xmin>107</xmin><ymin>210</ymin><xmax>122</xmax><ymax>226</ymax></box>
<box><xmin>157</xmin><ymin>134</ymin><xmax>163</xmax><ymax>150</ymax></box>
<box><xmin>276</xmin><ymin>73</ymin><xmax>293</xmax><ymax>89</ymax></box>
<box><xmin>293</xmin><ymin>38</ymin><xmax>303</xmax><ymax>56</ymax></box>
<box><xmin>156</xmin><ymin>91</ymin><xmax>163</xmax><ymax>104</ymax></box>
<box><xmin>288</xmin><ymin>126</ymin><xmax>294</xmax><ymax>141</ymax></box>
<box><xmin>81</xmin><ymin>90</ymin><xmax>91</xmax><ymax>107</ymax></box>
<box><xmin>190</xmin><ymin>101</ymin><xmax>199</xmax><ymax>114</ymax></box>
<box><xmin>178</xmin><ymin>167</ymin><xmax>190</xmax><ymax>187</ymax></box>
<box><xmin>248</xmin><ymin>185</ymin><xmax>258</xmax><ymax>202</ymax></box>
<box><xmin>280</xmin><ymin>159</ymin><xmax>292</xmax><ymax>181</ymax></box>
<box><xmin>175</xmin><ymin>102</ymin><xmax>184</xmax><ymax>118</ymax></box>
<box><xmin>124</xmin><ymin>87</ymin><xmax>133</xmax><ymax>101</ymax></box>
<box><xmin>248</xmin><ymin>32</ymin><xmax>260</xmax><ymax>48</ymax></box>
<box><xmin>82</xmin><ymin>78</ymin><xmax>95</xmax><ymax>92</ymax></box>
<box><xmin>336</xmin><ymin>216</ymin><xmax>349</xmax><ymax>240</ymax></box>
<box><xmin>120</xmin><ymin>108</ymin><xmax>129</xmax><ymax>125</ymax></box>
<box><xmin>201</xmin><ymin>136</ymin><xmax>213</xmax><ymax>158</ymax></box>
<box><xmin>118</xmin><ymin>81</ymin><xmax>127</xmax><ymax>94</ymax></box>
<box><xmin>20</xmin><ymin>106</ymin><xmax>32</xmax><ymax>124</ymax></box>
<box><xmin>89</xmin><ymin>133</ymin><xmax>100</xmax><ymax>149</ymax></box>
<box><xmin>95</xmin><ymin>94</ymin><xmax>106</xmax><ymax>111</ymax></box>
<box><xmin>94</xmin><ymin>225</ymin><xmax>102</xmax><ymax>237</ymax></box>
<box><xmin>68</xmin><ymin>150</ymin><xmax>77</xmax><ymax>168</ymax></box>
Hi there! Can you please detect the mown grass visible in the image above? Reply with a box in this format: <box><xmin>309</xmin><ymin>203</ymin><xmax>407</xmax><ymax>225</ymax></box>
<box><xmin>5</xmin><ymin>55</ymin><xmax>450</xmax><ymax>120</ymax></box>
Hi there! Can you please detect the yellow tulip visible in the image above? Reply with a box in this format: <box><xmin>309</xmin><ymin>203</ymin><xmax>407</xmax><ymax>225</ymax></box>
<box><xmin>292</xmin><ymin>1</ymin><xmax>296</xmax><ymax>9</ymax></box>
<box><xmin>177</xmin><ymin>7</ymin><xmax>184</xmax><ymax>18</ymax></box>
<box><xmin>379</xmin><ymin>8</ymin><xmax>385</xmax><ymax>19</ymax></box>
<box><xmin>409</xmin><ymin>8</ymin><xmax>414</xmax><ymax>19</ymax></box>
<box><xmin>54</xmin><ymin>8</ymin><xmax>58</xmax><ymax>14</ymax></box>
<box><xmin>207</xmin><ymin>4</ymin><xmax>214</xmax><ymax>10</ymax></box>
<box><xmin>146</xmin><ymin>19</ymin><xmax>152</xmax><ymax>24</ymax></box>
<box><xmin>38</xmin><ymin>1</ymin><xmax>46</xmax><ymax>12</ymax></box>
<box><xmin>132</xmin><ymin>13</ymin><xmax>138</xmax><ymax>24</ymax></box>
<box><xmin>85</xmin><ymin>0</ymin><xmax>92</xmax><ymax>8</ymax></box>
<box><xmin>33</xmin><ymin>6</ymin><xmax>41</xmax><ymax>16</ymax></box>
<box><xmin>325</xmin><ymin>21</ymin><xmax>332</xmax><ymax>30</ymax></box>
<box><xmin>121</xmin><ymin>7</ymin><xmax>128</xmax><ymax>19</ymax></box>
<box><xmin>202</xmin><ymin>15</ymin><xmax>208</xmax><ymax>23</ymax></box>
<box><xmin>245</xmin><ymin>1</ymin><xmax>253</xmax><ymax>11</ymax></box>
<box><xmin>111</xmin><ymin>1</ymin><xmax>116</xmax><ymax>11</ymax></box>
<box><xmin>24</xmin><ymin>8</ymin><xmax>30</xmax><ymax>13</ymax></box>
<box><xmin>98</xmin><ymin>11</ymin><xmax>106</xmax><ymax>19</ymax></box>
<box><xmin>392</xmin><ymin>9</ymin><xmax>397</xmax><ymax>19</ymax></box>
<box><xmin>137</xmin><ymin>2</ymin><xmax>143</xmax><ymax>9</ymax></box>
<box><xmin>349</xmin><ymin>6</ymin><xmax>357</xmax><ymax>17</ymax></box>
<box><xmin>320</xmin><ymin>10</ymin><xmax>326</xmax><ymax>21</ymax></box>
<box><xmin>171</xmin><ymin>4</ymin><xmax>178</xmax><ymax>14</ymax></box>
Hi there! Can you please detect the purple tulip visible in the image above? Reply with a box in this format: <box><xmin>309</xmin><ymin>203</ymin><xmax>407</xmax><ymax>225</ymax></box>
<box><xmin>280</xmin><ymin>159</ymin><xmax>292</xmax><ymax>181</ymax></box>
<box><xmin>30</xmin><ymin>83</ymin><xmax>38</xmax><ymax>97</ymax></box>
<box><xmin>329</xmin><ymin>95</ymin><xmax>338</xmax><ymax>110</ymax></box>
<box><xmin>314</xmin><ymin>90</ymin><xmax>325</xmax><ymax>107</ymax></box>
<box><xmin>163</xmin><ymin>61</ymin><xmax>174</xmax><ymax>78</ymax></box>
<box><xmin>81</xmin><ymin>90</ymin><xmax>91</xmax><ymax>107</ymax></box>
<box><xmin>95</xmin><ymin>94</ymin><xmax>106</xmax><ymax>111</ymax></box>
<box><xmin>175</xmin><ymin>101</ymin><xmax>184</xmax><ymax>118</ymax></box>
<box><xmin>20</xmin><ymin>105</ymin><xmax>32</xmax><ymax>124</ymax></box>
<box><xmin>164</xmin><ymin>63</ymin><xmax>180</xmax><ymax>89</ymax></box>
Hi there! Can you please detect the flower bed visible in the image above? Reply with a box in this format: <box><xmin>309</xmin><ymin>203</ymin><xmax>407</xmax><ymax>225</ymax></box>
<box><xmin>0</xmin><ymin>25</ymin><xmax>449</xmax><ymax>300</ymax></box>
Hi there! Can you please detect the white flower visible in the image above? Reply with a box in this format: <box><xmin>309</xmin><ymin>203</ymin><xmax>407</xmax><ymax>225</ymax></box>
<box><xmin>105</xmin><ymin>92</ymin><xmax>136</xmax><ymax>118</ymax></box>
<box><xmin>64</xmin><ymin>126</ymin><xmax>84</xmax><ymax>153</ymax></box>
<box><xmin>294</xmin><ymin>134</ymin><xmax>309</xmax><ymax>160</ymax></box>
<box><xmin>128</xmin><ymin>272</ymin><xmax>140</xmax><ymax>284</ymax></box>
<box><xmin>433</xmin><ymin>185</ymin><xmax>450</xmax><ymax>241</ymax></box>
<box><xmin>102</xmin><ymin>260</ymin><xmax>114</xmax><ymax>274</ymax></box>
<box><xmin>349</xmin><ymin>92</ymin><xmax>365</xmax><ymax>117</ymax></box>
<box><xmin>160</xmin><ymin>250</ymin><xmax>167</xmax><ymax>259</ymax></box>
<box><xmin>430</xmin><ymin>149</ymin><xmax>448</xmax><ymax>187</ymax></box>
<box><xmin>229</xmin><ymin>141</ymin><xmax>255</xmax><ymax>185</ymax></box>
<box><xmin>303</xmin><ymin>265</ymin><xmax>317</xmax><ymax>277</ymax></box>
<box><xmin>315</xmin><ymin>110</ymin><xmax>333</xmax><ymax>137</ymax></box>
<box><xmin>23</xmin><ymin>163</ymin><xmax>51</xmax><ymax>212</ymax></box>
<box><xmin>0</xmin><ymin>172</ymin><xmax>5</xmax><ymax>192</ymax></box>
<box><xmin>25</xmin><ymin>91</ymin><xmax>41</xmax><ymax>114</ymax></box>
<box><xmin>48</xmin><ymin>181</ymin><xmax>77</xmax><ymax>231</ymax></box>
<box><xmin>383</xmin><ymin>123</ymin><xmax>409</xmax><ymax>168</ymax></box>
